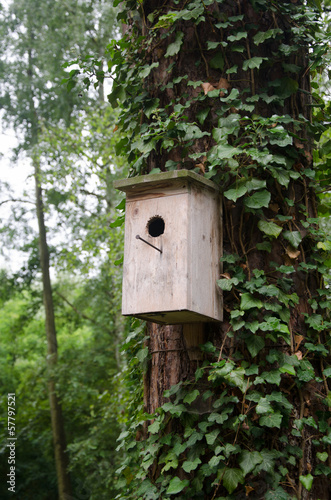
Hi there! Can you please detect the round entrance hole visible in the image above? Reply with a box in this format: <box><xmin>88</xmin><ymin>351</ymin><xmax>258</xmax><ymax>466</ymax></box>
<box><xmin>148</xmin><ymin>216</ymin><xmax>165</xmax><ymax>237</ymax></box>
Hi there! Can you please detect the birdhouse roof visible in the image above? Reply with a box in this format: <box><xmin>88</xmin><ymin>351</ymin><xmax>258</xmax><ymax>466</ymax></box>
<box><xmin>113</xmin><ymin>169</ymin><xmax>219</xmax><ymax>194</ymax></box>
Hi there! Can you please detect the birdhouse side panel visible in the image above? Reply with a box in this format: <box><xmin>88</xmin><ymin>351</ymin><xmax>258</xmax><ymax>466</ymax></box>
<box><xmin>121</xmin><ymin>194</ymin><xmax>190</xmax><ymax>317</ymax></box>
<box><xmin>189</xmin><ymin>186</ymin><xmax>223</xmax><ymax>322</ymax></box>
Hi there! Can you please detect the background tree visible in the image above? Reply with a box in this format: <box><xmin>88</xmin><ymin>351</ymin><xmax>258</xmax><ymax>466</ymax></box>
<box><xmin>0</xmin><ymin>1</ymin><xmax>125</xmax><ymax>499</ymax></box>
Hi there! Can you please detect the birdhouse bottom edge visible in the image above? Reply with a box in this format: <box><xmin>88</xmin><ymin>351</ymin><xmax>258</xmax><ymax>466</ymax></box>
<box><xmin>122</xmin><ymin>308</ymin><xmax>222</xmax><ymax>325</ymax></box>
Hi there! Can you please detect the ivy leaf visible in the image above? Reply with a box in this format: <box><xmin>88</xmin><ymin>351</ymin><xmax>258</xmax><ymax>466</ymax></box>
<box><xmin>279</xmin><ymin>363</ymin><xmax>296</xmax><ymax>376</ymax></box>
<box><xmin>210</xmin><ymin>360</ymin><xmax>234</xmax><ymax>379</ymax></box>
<box><xmin>210</xmin><ymin>52</ymin><xmax>225</xmax><ymax>70</ymax></box>
<box><xmin>183</xmin><ymin>124</ymin><xmax>209</xmax><ymax>141</ymax></box>
<box><xmin>221</xmin><ymin>87</ymin><xmax>240</xmax><ymax>102</ymax></box>
<box><xmin>225</xmin><ymin>367</ymin><xmax>247</xmax><ymax>393</ymax></box>
<box><xmin>320</xmin><ymin>139</ymin><xmax>331</xmax><ymax>156</ymax></box>
<box><xmin>323</xmin><ymin>392</ymin><xmax>331</xmax><ymax>408</ymax></box>
<box><xmin>256</xmin><ymin>398</ymin><xmax>273</xmax><ymax>414</ymax></box>
<box><xmin>163</xmin><ymin>382</ymin><xmax>182</xmax><ymax>398</ymax></box>
<box><xmin>161</xmin><ymin>451</ymin><xmax>178</xmax><ymax>472</ymax></box>
<box><xmin>283</xmin><ymin>231</ymin><xmax>302</xmax><ymax>248</ymax></box>
<box><xmin>208</xmin><ymin>410</ymin><xmax>230</xmax><ymax>425</ymax></box>
<box><xmin>256</xmin><ymin>241</ymin><xmax>272</xmax><ymax>252</ymax></box>
<box><xmin>136</xmin><ymin>347</ymin><xmax>149</xmax><ymax>363</ymax></box>
<box><xmin>257</xmin><ymin>449</ymin><xmax>279</xmax><ymax>473</ymax></box>
<box><xmin>222</xmin><ymin>468</ymin><xmax>244</xmax><ymax>494</ymax></box>
<box><xmin>166</xmin><ymin>476</ymin><xmax>189</xmax><ymax>495</ymax></box>
<box><xmin>322</xmin><ymin>431</ymin><xmax>331</xmax><ymax>445</ymax></box>
<box><xmin>149</xmin><ymin>168</ymin><xmax>161</xmax><ymax>175</ymax></box>
<box><xmin>224</xmin><ymin>443</ymin><xmax>241</xmax><ymax>457</ymax></box>
<box><xmin>183</xmin><ymin>389</ymin><xmax>200</xmax><ymax>404</ymax></box>
<box><xmin>258</xmin><ymin>220</ymin><xmax>282</xmax><ymax>238</ymax></box>
<box><xmin>153</xmin><ymin>12</ymin><xmax>177</xmax><ymax>28</ymax></box>
<box><xmin>269</xmin><ymin>77</ymin><xmax>299</xmax><ymax>98</ymax></box>
<box><xmin>201</xmin><ymin>341</ymin><xmax>217</xmax><ymax>353</ymax></box>
<box><xmin>259</xmin><ymin>412</ymin><xmax>283</xmax><ymax>428</ymax></box>
<box><xmin>226</xmin><ymin>64</ymin><xmax>238</xmax><ymax>74</ymax></box>
<box><xmin>240</xmin><ymin>293</ymin><xmax>263</xmax><ymax>310</ymax></box>
<box><xmin>108</xmin><ymin>84</ymin><xmax>126</xmax><ymax>108</ymax></box>
<box><xmin>148</xmin><ymin>420</ymin><xmax>161</xmax><ymax>434</ymax></box>
<box><xmin>224</xmin><ymin>184</ymin><xmax>247</xmax><ymax>202</ymax></box>
<box><xmin>206</xmin><ymin>428</ymin><xmax>220</xmax><ymax>445</ymax></box>
<box><xmin>269</xmin><ymin>134</ymin><xmax>293</xmax><ymax>148</ymax></box>
<box><xmin>245</xmin><ymin>364</ymin><xmax>259</xmax><ymax>376</ymax></box>
<box><xmin>142</xmin><ymin>455</ymin><xmax>155</xmax><ymax>471</ymax></box>
<box><xmin>260</xmin><ymin>370</ymin><xmax>281</xmax><ymax>385</ymax></box>
<box><xmin>181</xmin><ymin>5</ymin><xmax>204</xmax><ymax>21</ymax></box>
<box><xmin>253</xmin><ymin>29</ymin><xmax>282</xmax><ymax>45</ymax></box>
<box><xmin>165</xmin><ymin>32</ymin><xmax>184</xmax><ymax>58</ymax></box>
<box><xmin>144</xmin><ymin>98</ymin><xmax>160</xmax><ymax>118</ymax></box>
<box><xmin>317</xmin><ymin>451</ymin><xmax>328</xmax><ymax>462</ymax></box>
<box><xmin>268</xmin><ymin>167</ymin><xmax>290</xmax><ymax>187</ymax></box>
<box><xmin>66</xmin><ymin>79</ymin><xmax>77</xmax><ymax>92</ymax></box>
<box><xmin>182</xmin><ymin>457</ymin><xmax>202</xmax><ymax>473</ymax></box>
<box><xmin>282</xmin><ymin>62</ymin><xmax>302</xmax><ymax>73</ymax></box>
<box><xmin>265</xmin><ymin>486</ymin><xmax>292</xmax><ymax>499</ymax></box>
<box><xmin>239</xmin><ymin>450</ymin><xmax>263</xmax><ymax>476</ymax></box>
<box><xmin>232</xmin><ymin>319</ymin><xmax>245</xmax><ymax>331</ymax></box>
<box><xmin>228</xmin><ymin>31</ymin><xmax>248</xmax><ymax>42</ymax></box>
<box><xmin>136</xmin><ymin>479</ymin><xmax>157</xmax><ymax>496</ymax></box>
<box><xmin>246</xmin><ymin>335</ymin><xmax>265</xmax><ymax>358</ymax></box>
<box><xmin>243</xmin><ymin>57</ymin><xmax>266</xmax><ymax>70</ymax></box>
<box><xmin>229</xmin><ymin>14</ymin><xmax>244</xmax><ymax>22</ymax></box>
<box><xmin>114</xmin><ymin>256</ymin><xmax>124</xmax><ymax>266</ymax></box>
<box><xmin>197</xmin><ymin>107</ymin><xmax>210</xmax><ymax>124</ymax></box>
<box><xmin>162</xmin><ymin>402</ymin><xmax>186</xmax><ymax>416</ymax></box>
<box><xmin>207</xmin><ymin>40</ymin><xmax>220</xmax><ymax>50</ymax></box>
<box><xmin>299</xmin><ymin>474</ymin><xmax>314</xmax><ymax>491</ymax></box>
<box><xmin>244</xmin><ymin>190</ymin><xmax>271</xmax><ymax>209</ymax></box>
<box><xmin>297</xmin><ymin>359</ymin><xmax>315</xmax><ymax>383</ymax></box>
<box><xmin>217</xmin><ymin>277</ymin><xmax>239</xmax><ymax>291</ymax></box>
<box><xmin>246</xmin><ymin>321</ymin><xmax>260</xmax><ymax>333</ymax></box>
<box><xmin>115</xmin><ymin>198</ymin><xmax>125</xmax><ymax>211</ymax></box>
<box><xmin>246</xmin><ymin>178</ymin><xmax>266</xmax><ymax>191</ymax></box>
<box><xmin>187</xmin><ymin>431</ymin><xmax>204</xmax><ymax>446</ymax></box>
<box><xmin>209</xmin><ymin>454</ymin><xmax>224</xmax><ymax>467</ymax></box>
<box><xmin>317</xmin><ymin>240</ymin><xmax>331</xmax><ymax>251</ymax></box>
<box><xmin>140</xmin><ymin>62</ymin><xmax>159</xmax><ymax>78</ymax></box>
<box><xmin>216</xmin><ymin>144</ymin><xmax>240</xmax><ymax>160</ymax></box>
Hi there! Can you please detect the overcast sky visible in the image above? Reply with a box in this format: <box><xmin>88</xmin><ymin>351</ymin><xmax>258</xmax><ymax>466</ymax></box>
<box><xmin>0</xmin><ymin>126</ymin><xmax>34</xmax><ymax>272</ymax></box>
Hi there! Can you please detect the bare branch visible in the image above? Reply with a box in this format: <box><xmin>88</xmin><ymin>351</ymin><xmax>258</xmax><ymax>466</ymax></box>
<box><xmin>0</xmin><ymin>198</ymin><xmax>35</xmax><ymax>207</ymax></box>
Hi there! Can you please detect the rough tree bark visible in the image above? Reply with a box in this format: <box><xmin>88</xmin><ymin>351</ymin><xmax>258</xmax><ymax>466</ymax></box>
<box><xmin>138</xmin><ymin>1</ymin><xmax>330</xmax><ymax>498</ymax></box>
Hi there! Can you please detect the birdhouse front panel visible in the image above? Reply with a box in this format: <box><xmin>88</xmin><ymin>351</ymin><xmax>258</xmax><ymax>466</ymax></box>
<box><xmin>114</xmin><ymin>170</ymin><xmax>223</xmax><ymax>324</ymax></box>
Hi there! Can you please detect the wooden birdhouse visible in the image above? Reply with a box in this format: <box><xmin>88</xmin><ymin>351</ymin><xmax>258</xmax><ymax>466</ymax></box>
<box><xmin>114</xmin><ymin>170</ymin><xmax>223</xmax><ymax>324</ymax></box>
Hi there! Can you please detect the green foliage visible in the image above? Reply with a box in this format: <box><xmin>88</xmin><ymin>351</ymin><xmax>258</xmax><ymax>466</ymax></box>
<box><xmin>0</xmin><ymin>1</ymin><xmax>127</xmax><ymax>498</ymax></box>
<box><xmin>95</xmin><ymin>0</ymin><xmax>331</xmax><ymax>498</ymax></box>
<box><xmin>0</xmin><ymin>275</ymin><xmax>126</xmax><ymax>499</ymax></box>
<box><xmin>1</xmin><ymin>0</ymin><xmax>330</xmax><ymax>498</ymax></box>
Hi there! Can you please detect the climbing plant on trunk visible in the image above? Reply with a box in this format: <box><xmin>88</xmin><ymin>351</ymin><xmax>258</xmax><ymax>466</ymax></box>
<box><xmin>98</xmin><ymin>0</ymin><xmax>331</xmax><ymax>499</ymax></box>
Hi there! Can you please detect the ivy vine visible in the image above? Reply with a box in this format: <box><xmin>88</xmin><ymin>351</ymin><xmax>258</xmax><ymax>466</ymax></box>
<box><xmin>69</xmin><ymin>0</ymin><xmax>331</xmax><ymax>498</ymax></box>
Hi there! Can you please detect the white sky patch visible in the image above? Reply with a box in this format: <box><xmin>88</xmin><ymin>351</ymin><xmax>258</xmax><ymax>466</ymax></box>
<box><xmin>0</xmin><ymin>122</ymin><xmax>35</xmax><ymax>272</ymax></box>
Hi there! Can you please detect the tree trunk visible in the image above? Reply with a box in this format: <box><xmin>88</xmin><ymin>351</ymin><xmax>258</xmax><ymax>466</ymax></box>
<box><xmin>26</xmin><ymin>15</ymin><xmax>72</xmax><ymax>494</ymax></box>
<box><xmin>136</xmin><ymin>1</ymin><xmax>330</xmax><ymax>498</ymax></box>
<box><xmin>34</xmin><ymin>158</ymin><xmax>72</xmax><ymax>500</ymax></box>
